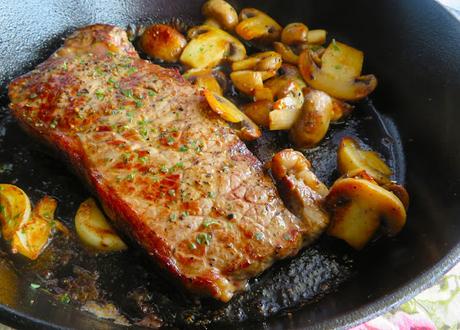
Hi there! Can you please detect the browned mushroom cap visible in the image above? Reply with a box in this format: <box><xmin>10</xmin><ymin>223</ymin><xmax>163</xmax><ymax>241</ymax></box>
<box><xmin>281</xmin><ymin>23</ymin><xmax>309</xmax><ymax>46</ymax></box>
<box><xmin>325</xmin><ymin>177</ymin><xmax>407</xmax><ymax>249</ymax></box>
<box><xmin>271</xmin><ymin>149</ymin><xmax>329</xmax><ymax>243</ymax></box>
<box><xmin>202</xmin><ymin>0</ymin><xmax>239</xmax><ymax>31</ymax></box>
<box><xmin>140</xmin><ymin>24</ymin><xmax>187</xmax><ymax>62</ymax></box>
<box><xmin>298</xmin><ymin>42</ymin><xmax>377</xmax><ymax>101</ymax></box>
<box><xmin>289</xmin><ymin>89</ymin><xmax>333</xmax><ymax>148</ymax></box>
<box><xmin>235</xmin><ymin>8</ymin><xmax>282</xmax><ymax>43</ymax></box>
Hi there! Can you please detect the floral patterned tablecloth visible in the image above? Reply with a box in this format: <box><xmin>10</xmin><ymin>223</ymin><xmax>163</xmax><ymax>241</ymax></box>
<box><xmin>352</xmin><ymin>263</ymin><xmax>460</xmax><ymax>330</ymax></box>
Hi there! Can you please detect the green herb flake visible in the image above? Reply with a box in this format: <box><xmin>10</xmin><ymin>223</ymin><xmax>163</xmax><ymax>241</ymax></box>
<box><xmin>160</xmin><ymin>165</ymin><xmax>168</xmax><ymax>173</ymax></box>
<box><xmin>148</xmin><ymin>90</ymin><xmax>157</xmax><ymax>97</ymax></box>
<box><xmin>196</xmin><ymin>233</ymin><xmax>212</xmax><ymax>246</ymax></box>
<box><xmin>108</xmin><ymin>77</ymin><xmax>116</xmax><ymax>84</ymax></box>
<box><xmin>139</xmin><ymin>156</ymin><xmax>148</xmax><ymax>164</ymax></box>
<box><xmin>207</xmin><ymin>192</ymin><xmax>215</xmax><ymax>198</ymax></box>
<box><xmin>254</xmin><ymin>232</ymin><xmax>264</xmax><ymax>241</ymax></box>
<box><xmin>62</xmin><ymin>62</ymin><xmax>68</xmax><ymax>70</ymax></box>
<box><xmin>95</xmin><ymin>89</ymin><xmax>105</xmax><ymax>100</ymax></box>
<box><xmin>30</xmin><ymin>283</ymin><xmax>40</xmax><ymax>290</ymax></box>
<box><xmin>203</xmin><ymin>220</ymin><xmax>219</xmax><ymax>228</ymax></box>
<box><xmin>127</xmin><ymin>67</ymin><xmax>137</xmax><ymax>75</ymax></box>
<box><xmin>283</xmin><ymin>233</ymin><xmax>292</xmax><ymax>241</ymax></box>
<box><xmin>60</xmin><ymin>293</ymin><xmax>71</xmax><ymax>304</ymax></box>
<box><xmin>134</xmin><ymin>99</ymin><xmax>143</xmax><ymax>108</ymax></box>
<box><xmin>181</xmin><ymin>211</ymin><xmax>189</xmax><ymax>218</ymax></box>
<box><xmin>189</xmin><ymin>242</ymin><xmax>197</xmax><ymax>250</ymax></box>
<box><xmin>121</xmin><ymin>89</ymin><xmax>133</xmax><ymax>98</ymax></box>
<box><xmin>139</xmin><ymin>127</ymin><xmax>149</xmax><ymax>139</ymax></box>
<box><xmin>167</xmin><ymin>136</ymin><xmax>175</xmax><ymax>145</ymax></box>
<box><xmin>168</xmin><ymin>189</ymin><xmax>176</xmax><ymax>197</ymax></box>
<box><xmin>179</xmin><ymin>145</ymin><xmax>189</xmax><ymax>152</ymax></box>
<box><xmin>332</xmin><ymin>39</ymin><xmax>340</xmax><ymax>51</ymax></box>
<box><xmin>49</xmin><ymin>119</ymin><xmax>58</xmax><ymax>129</ymax></box>
<box><xmin>126</xmin><ymin>173</ymin><xmax>136</xmax><ymax>181</ymax></box>
<box><xmin>334</xmin><ymin>64</ymin><xmax>342</xmax><ymax>70</ymax></box>
<box><xmin>29</xmin><ymin>93</ymin><xmax>38</xmax><ymax>99</ymax></box>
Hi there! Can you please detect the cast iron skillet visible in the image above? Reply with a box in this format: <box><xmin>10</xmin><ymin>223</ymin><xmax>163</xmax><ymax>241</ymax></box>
<box><xmin>0</xmin><ymin>0</ymin><xmax>460</xmax><ymax>328</ymax></box>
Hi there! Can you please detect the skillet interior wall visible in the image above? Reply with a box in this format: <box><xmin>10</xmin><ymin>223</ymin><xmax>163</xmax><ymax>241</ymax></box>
<box><xmin>0</xmin><ymin>0</ymin><xmax>460</xmax><ymax>328</ymax></box>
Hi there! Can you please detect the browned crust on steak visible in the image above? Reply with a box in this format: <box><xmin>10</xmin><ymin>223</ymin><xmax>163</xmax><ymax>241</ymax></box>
<box><xmin>8</xmin><ymin>24</ymin><xmax>323</xmax><ymax>301</ymax></box>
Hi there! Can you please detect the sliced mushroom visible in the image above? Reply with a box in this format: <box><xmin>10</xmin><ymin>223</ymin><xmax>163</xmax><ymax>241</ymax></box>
<box><xmin>265</xmin><ymin>78</ymin><xmax>304</xmax><ymax>130</ymax></box>
<box><xmin>289</xmin><ymin>89</ymin><xmax>333</xmax><ymax>148</ymax></box>
<box><xmin>307</xmin><ymin>29</ymin><xmax>327</xmax><ymax>45</ymax></box>
<box><xmin>242</xmin><ymin>100</ymin><xmax>273</xmax><ymax>128</ymax></box>
<box><xmin>180</xmin><ymin>25</ymin><xmax>246</xmax><ymax>68</ymax></box>
<box><xmin>273</xmin><ymin>42</ymin><xmax>299</xmax><ymax>65</ymax></box>
<box><xmin>298</xmin><ymin>40</ymin><xmax>377</xmax><ymax>101</ymax></box>
<box><xmin>271</xmin><ymin>149</ymin><xmax>329</xmax><ymax>243</ymax></box>
<box><xmin>204</xmin><ymin>90</ymin><xmax>261</xmax><ymax>140</ymax></box>
<box><xmin>230</xmin><ymin>70</ymin><xmax>264</xmax><ymax>96</ymax></box>
<box><xmin>281</xmin><ymin>23</ymin><xmax>309</xmax><ymax>46</ymax></box>
<box><xmin>232</xmin><ymin>51</ymin><xmax>282</xmax><ymax>72</ymax></box>
<box><xmin>235</xmin><ymin>8</ymin><xmax>282</xmax><ymax>43</ymax></box>
<box><xmin>139</xmin><ymin>24</ymin><xmax>187</xmax><ymax>62</ymax></box>
<box><xmin>337</xmin><ymin>137</ymin><xmax>392</xmax><ymax>184</ymax></box>
<box><xmin>325</xmin><ymin>177</ymin><xmax>407</xmax><ymax>249</ymax></box>
<box><xmin>202</xmin><ymin>0</ymin><xmax>239</xmax><ymax>31</ymax></box>
<box><xmin>183</xmin><ymin>68</ymin><xmax>224</xmax><ymax>95</ymax></box>
<box><xmin>330</xmin><ymin>98</ymin><xmax>354</xmax><ymax>121</ymax></box>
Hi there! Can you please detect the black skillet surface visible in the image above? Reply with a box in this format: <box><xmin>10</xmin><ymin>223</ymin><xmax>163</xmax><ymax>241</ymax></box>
<box><xmin>0</xmin><ymin>0</ymin><xmax>460</xmax><ymax>329</ymax></box>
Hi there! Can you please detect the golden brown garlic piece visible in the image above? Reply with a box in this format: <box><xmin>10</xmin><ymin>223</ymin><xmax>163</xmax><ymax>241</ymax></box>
<box><xmin>180</xmin><ymin>25</ymin><xmax>246</xmax><ymax>68</ymax></box>
<box><xmin>202</xmin><ymin>0</ymin><xmax>239</xmax><ymax>31</ymax></box>
<box><xmin>235</xmin><ymin>8</ymin><xmax>282</xmax><ymax>43</ymax></box>
<box><xmin>140</xmin><ymin>24</ymin><xmax>187</xmax><ymax>62</ymax></box>
<box><xmin>299</xmin><ymin>40</ymin><xmax>377</xmax><ymax>101</ymax></box>
<box><xmin>272</xmin><ymin>149</ymin><xmax>329</xmax><ymax>243</ymax></box>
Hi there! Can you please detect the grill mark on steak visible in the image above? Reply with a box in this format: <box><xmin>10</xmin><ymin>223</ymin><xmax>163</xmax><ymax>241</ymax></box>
<box><xmin>8</xmin><ymin>24</ymin><xmax>327</xmax><ymax>302</ymax></box>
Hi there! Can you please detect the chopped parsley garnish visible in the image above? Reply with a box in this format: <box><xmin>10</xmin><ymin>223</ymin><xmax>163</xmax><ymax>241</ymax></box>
<box><xmin>202</xmin><ymin>220</ymin><xmax>219</xmax><ymax>228</ymax></box>
<box><xmin>121</xmin><ymin>89</ymin><xmax>133</xmax><ymax>98</ymax></box>
<box><xmin>139</xmin><ymin>156</ymin><xmax>148</xmax><ymax>164</ymax></box>
<box><xmin>334</xmin><ymin>64</ymin><xmax>342</xmax><ymax>70</ymax></box>
<box><xmin>254</xmin><ymin>232</ymin><xmax>264</xmax><ymax>241</ymax></box>
<box><xmin>332</xmin><ymin>39</ymin><xmax>340</xmax><ymax>51</ymax></box>
<box><xmin>60</xmin><ymin>293</ymin><xmax>71</xmax><ymax>304</ymax></box>
<box><xmin>29</xmin><ymin>93</ymin><xmax>38</xmax><ymax>99</ymax></box>
<box><xmin>160</xmin><ymin>165</ymin><xmax>168</xmax><ymax>173</ymax></box>
<box><xmin>95</xmin><ymin>89</ymin><xmax>105</xmax><ymax>100</ymax></box>
<box><xmin>283</xmin><ymin>233</ymin><xmax>292</xmax><ymax>241</ymax></box>
<box><xmin>207</xmin><ymin>192</ymin><xmax>215</xmax><ymax>198</ymax></box>
<box><xmin>30</xmin><ymin>283</ymin><xmax>40</xmax><ymax>290</ymax></box>
<box><xmin>148</xmin><ymin>90</ymin><xmax>157</xmax><ymax>97</ymax></box>
<box><xmin>134</xmin><ymin>99</ymin><xmax>143</xmax><ymax>108</ymax></box>
<box><xmin>127</xmin><ymin>67</ymin><xmax>137</xmax><ymax>75</ymax></box>
<box><xmin>108</xmin><ymin>77</ymin><xmax>116</xmax><ymax>84</ymax></box>
<box><xmin>181</xmin><ymin>211</ymin><xmax>189</xmax><ymax>218</ymax></box>
<box><xmin>50</xmin><ymin>119</ymin><xmax>58</xmax><ymax>129</ymax></box>
<box><xmin>189</xmin><ymin>242</ymin><xmax>197</xmax><ymax>250</ymax></box>
<box><xmin>167</xmin><ymin>136</ymin><xmax>175</xmax><ymax>145</ymax></box>
<box><xmin>126</xmin><ymin>173</ymin><xmax>136</xmax><ymax>181</ymax></box>
<box><xmin>139</xmin><ymin>127</ymin><xmax>149</xmax><ymax>139</ymax></box>
<box><xmin>179</xmin><ymin>145</ymin><xmax>189</xmax><ymax>152</ymax></box>
<box><xmin>196</xmin><ymin>233</ymin><xmax>212</xmax><ymax>246</ymax></box>
<box><xmin>169</xmin><ymin>213</ymin><xmax>177</xmax><ymax>221</ymax></box>
<box><xmin>62</xmin><ymin>62</ymin><xmax>68</xmax><ymax>70</ymax></box>
<box><xmin>168</xmin><ymin>189</ymin><xmax>176</xmax><ymax>197</ymax></box>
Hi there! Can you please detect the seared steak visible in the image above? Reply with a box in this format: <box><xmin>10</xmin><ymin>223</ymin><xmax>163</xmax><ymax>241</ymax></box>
<box><xmin>8</xmin><ymin>24</ymin><xmax>327</xmax><ymax>301</ymax></box>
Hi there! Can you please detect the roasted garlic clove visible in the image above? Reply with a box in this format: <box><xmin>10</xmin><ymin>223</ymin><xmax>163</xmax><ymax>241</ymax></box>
<box><xmin>75</xmin><ymin>198</ymin><xmax>127</xmax><ymax>252</ymax></box>
<box><xmin>0</xmin><ymin>184</ymin><xmax>31</xmax><ymax>240</ymax></box>
<box><xmin>235</xmin><ymin>8</ymin><xmax>282</xmax><ymax>43</ymax></box>
<box><xmin>181</xmin><ymin>25</ymin><xmax>246</xmax><ymax>68</ymax></box>
<box><xmin>289</xmin><ymin>89</ymin><xmax>333</xmax><ymax>148</ymax></box>
<box><xmin>202</xmin><ymin>0</ymin><xmax>239</xmax><ymax>31</ymax></box>
<box><xmin>140</xmin><ymin>24</ymin><xmax>187</xmax><ymax>62</ymax></box>
<box><xmin>272</xmin><ymin>149</ymin><xmax>329</xmax><ymax>243</ymax></box>
<box><xmin>325</xmin><ymin>177</ymin><xmax>407</xmax><ymax>249</ymax></box>
<box><xmin>298</xmin><ymin>41</ymin><xmax>377</xmax><ymax>101</ymax></box>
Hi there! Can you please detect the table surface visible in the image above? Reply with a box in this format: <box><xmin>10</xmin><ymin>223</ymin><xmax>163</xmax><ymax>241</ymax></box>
<box><xmin>1</xmin><ymin>1</ymin><xmax>459</xmax><ymax>330</ymax></box>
